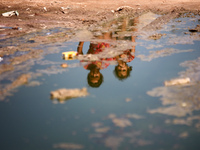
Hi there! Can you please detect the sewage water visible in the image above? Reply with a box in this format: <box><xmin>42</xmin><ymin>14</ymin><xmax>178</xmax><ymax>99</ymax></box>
<box><xmin>0</xmin><ymin>13</ymin><xmax>200</xmax><ymax>150</ymax></box>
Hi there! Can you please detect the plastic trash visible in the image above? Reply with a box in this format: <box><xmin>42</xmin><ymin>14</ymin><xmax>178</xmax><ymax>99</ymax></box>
<box><xmin>0</xmin><ymin>57</ymin><xmax>3</xmax><ymax>62</ymax></box>
<box><xmin>43</xmin><ymin>7</ymin><xmax>47</xmax><ymax>11</ymax></box>
<box><xmin>62</xmin><ymin>51</ymin><xmax>77</xmax><ymax>60</ymax></box>
<box><xmin>2</xmin><ymin>11</ymin><xmax>19</xmax><ymax>17</ymax></box>
<box><xmin>164</xmin><ymin>77</ymin><xmax>190</xmax><ymax>86</ymax></box>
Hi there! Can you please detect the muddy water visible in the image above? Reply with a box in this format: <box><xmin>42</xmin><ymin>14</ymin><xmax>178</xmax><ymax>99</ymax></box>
<box><xmin>0</xmin><ymin>13</ymin><xmax>200</xmax><ymax>150</ymax></box>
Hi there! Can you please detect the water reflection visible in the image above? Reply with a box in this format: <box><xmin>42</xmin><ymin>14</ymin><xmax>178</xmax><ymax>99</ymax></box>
<box><xmin>72</xmin><ymin>26</ymin><xmax>136</xmax><ymax>87</ymax></box>
<box><xmin>147</xmin><ymin>57</ymin><xmax>200</xmax><ymax>128</ymax></box>
<box><xmin>0</xmin><ymin>12</ymin><xmax>200</xmax><ymax>150</ymax></box>
<box><xmin>77</xmin><ymin>40</ymin><xmax>135</xmax><ymax>87</ymax></box>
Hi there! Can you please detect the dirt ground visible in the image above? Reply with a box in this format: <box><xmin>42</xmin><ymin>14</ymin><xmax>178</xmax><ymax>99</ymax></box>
<box><xmin>0</xmin><ymin>0</ymin><xmax>200</xmax><ymax>39</ymax></box>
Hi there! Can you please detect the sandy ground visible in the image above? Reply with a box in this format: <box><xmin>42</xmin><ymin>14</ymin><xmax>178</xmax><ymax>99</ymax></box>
<box><xmin>0</xmin><ymin>0</ymin><xmax>200</xmax><ymax>39</ymax></box>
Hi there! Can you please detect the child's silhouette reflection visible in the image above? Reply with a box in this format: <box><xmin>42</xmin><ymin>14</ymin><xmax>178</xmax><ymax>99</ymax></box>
<box><xmin>77</xmin><ymin>16</ymin><xmax>138</xmax><ymax>85</ymax></box>
<box><xmin>77</xmin><ymin>39</ymin><xmax>111</xmax><ymax>88</ymax></box>
<box><xmin>114</xmin><ymin>49</ymin><xmax>135</xmax><ymax>80</ymax></box>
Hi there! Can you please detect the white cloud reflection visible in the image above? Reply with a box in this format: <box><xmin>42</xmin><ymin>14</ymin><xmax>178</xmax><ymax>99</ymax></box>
<box><xmin>147</xmin><ymin>57</ymin><xmax>200</xmax><ymax>128</ymax></box>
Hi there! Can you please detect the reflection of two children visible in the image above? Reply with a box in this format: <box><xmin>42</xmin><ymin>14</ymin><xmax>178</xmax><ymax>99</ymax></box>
<box><xmin>77</xmin><ymin>17</ymin><xmax>137</xmax><ymax>87</ymax></box>
<box><xmin>77</xmin><ymin>40</ymin><xmax>135</xmax><ymax>88</ymax></box>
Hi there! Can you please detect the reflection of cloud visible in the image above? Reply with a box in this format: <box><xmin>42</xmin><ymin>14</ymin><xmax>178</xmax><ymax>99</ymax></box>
<box><xmin>50</xmin><ymin>87</ymin><xmax>89</xmax><ymax>103</ymax></box>
<box><xmin>89</xmin><ymin>113</ymin><xmax>153</xmax><ymax>149</ymax></box>
<box><xmin>53</xmin><ymin>143</ymin><xmax>84</xmax><ymax>149</ymax></box>
<box><xmin>95</xmin><ymin>127</ymin><xmax>110</xmax><ymax>133</ymax></box>
<box><xmin>148</xmin><ymin>105</ymin><xmax>191</xmax><ymax>117</ymax></box>
<box><xmin>37</xmin><ymin>65</ymin><xmax>68</xmax><ymax>75</ymax></box>
<box><xmin>179</xmin><ymin>57</ymin><xmax>200</xmax><ymax>82</ymax></box>
<box><xmin>147</xmin><ymin>82</ymin><xmax>200</xmax><ymax>117</ymax></box>
<box><xmin>126</xmin><ymin>113</ymin><xmax>144</xmax><ymax>119</ymax></box>
<box><xmin>112</xmin><ymin>118</ymin><xmax>132</xmax><ymax>128</ymax></box>
<box><xmin>104</xmin><ymin>136</ymin><xmax>123</xmax><ymax>150</ymax></box>
<box><xmin>147</xmin><ymin>57</ymin><xmax>200</xmax><ymax>128</ymax></box>
<box><xmin>0</xmin><ymin>74</ymin><xmax>31</xmax><ymax>100</ymax></box>
<box><xmin>167</xmin><ymin>34</ymin><xmax>200</xmax><ymax>45</ymax></box>
<box><xmin>137</xmin><ymin>48</ymin><xmax>193</xmax><ymax>61</ymax></box>
<box><xmin>26</xmin><ymin>81</ymin><xmax>41</xmax><ymax>87</ymax></box>
<box><xmin>37</xmin><ymin>60</ymin><xmax>63</xmax><ymax>65</ymax></box>
<box><xmin>179</xmin><ymin>132</ymin><xmax>188</xmax><ymax>138</ymax></box>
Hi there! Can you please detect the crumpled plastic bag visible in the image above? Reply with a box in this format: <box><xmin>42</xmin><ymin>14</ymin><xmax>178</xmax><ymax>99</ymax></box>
<box><xmin>2</xmin><ymin>11</ymin><xmax>19</xmax><ymax>17</ymax></box>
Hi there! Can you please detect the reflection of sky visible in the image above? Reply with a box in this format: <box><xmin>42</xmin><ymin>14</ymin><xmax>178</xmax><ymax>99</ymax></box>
<box><xmin>0</xmin><ymin>15</ymin><xmax>200</xmax><ymax>150</ymax></box>
<box><xmin>147</xmin><ymin>57</ymin><xmax>200</xmax><ymax>117</ymax></box>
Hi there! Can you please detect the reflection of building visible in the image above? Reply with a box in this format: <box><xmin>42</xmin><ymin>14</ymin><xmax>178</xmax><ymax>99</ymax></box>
<box><xmin>147</xmin><ymin>57</ymin><xmax>200</xmax><ymax>128</ymax></box>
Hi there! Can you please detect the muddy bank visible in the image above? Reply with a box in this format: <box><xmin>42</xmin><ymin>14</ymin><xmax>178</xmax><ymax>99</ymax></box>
<box><xmin>1</xmin><ymin>0</ymin><xmax>200</xmax><ymax>40</ymax></box>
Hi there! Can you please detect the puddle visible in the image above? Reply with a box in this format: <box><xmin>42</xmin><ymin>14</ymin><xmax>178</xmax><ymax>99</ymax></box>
<box><xmin>0</xmin><ymin>13</ymin><xmax>200</xmax><ymax>150</ymax></box>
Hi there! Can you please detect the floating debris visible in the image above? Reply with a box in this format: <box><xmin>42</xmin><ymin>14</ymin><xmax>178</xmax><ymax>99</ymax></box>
<box><xmin>0</xmin><ymin>57</ymin><xmax>3</xmax><ymax>62</ymax></box>
<box><xmin>164</xmin><ymin>77</ymin><xmax>190</xmax><ymax>86</ymax></box>
<box><xmin>2</xmin><ymin>11</ymin><xmax>19</xmax><ymax>17</ymax></box>
<box><xmin>62</xmin><ymin>51</ymin><xmax>77</xmax><ymax>60</ymax></box>
<box><xmin>50</xmin><ymin>87</ymin><xmax>89</xmax><ymax>101</ymax></box>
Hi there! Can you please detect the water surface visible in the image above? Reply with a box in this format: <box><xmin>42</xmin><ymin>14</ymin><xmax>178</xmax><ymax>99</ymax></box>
<box><xmin>0</xmin><ymin>13</ymin><xmax>200</xmax><ymax>150</ymax></box>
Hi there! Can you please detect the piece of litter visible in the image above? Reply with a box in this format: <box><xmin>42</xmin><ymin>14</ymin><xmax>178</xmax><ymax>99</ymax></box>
<box><xmin>164</xmin><ymin>77</ymin><xmax>190</xmax><ymax>86</ymax></box>
<box><xmin>2</xmin><ymin>11</ymin><xmax>19</xmax><ymax>17</ymax></box>
<box><xmin>62</xmin><ymin>51</ymin><xmax>78</xmax><ymax>60</ymax></box>
<box><xmin>43</xmin><ymin>7</ymin><xmax>47</xmax><ymax>11</ymax></box>
<box><xmin>0</xmin><ymin>57</ymin><xmax>3</xmax><ymax>62</ymax></box>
